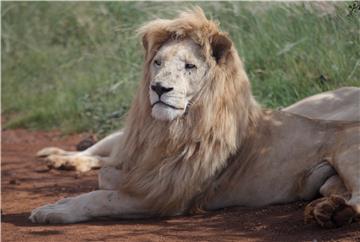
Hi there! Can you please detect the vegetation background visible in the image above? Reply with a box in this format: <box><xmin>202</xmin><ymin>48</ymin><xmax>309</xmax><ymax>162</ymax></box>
<box><xmin>2</xmin><ymin>2</ymin><xmax>359</xmax><ymax>136</ymax></box>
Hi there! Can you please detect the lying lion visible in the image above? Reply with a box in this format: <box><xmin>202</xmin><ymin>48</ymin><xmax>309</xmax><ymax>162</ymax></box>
<box><xmin>30</xmin><ymin>8</ymin><xmax>360</xmax><ymax>228</ymax></box>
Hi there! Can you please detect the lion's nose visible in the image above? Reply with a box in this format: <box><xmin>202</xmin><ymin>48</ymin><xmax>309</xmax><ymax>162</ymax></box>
<box><xmin>151</xmin><ymin>83</ymin><xmax>173</xmax><ymax>97</ymax></box>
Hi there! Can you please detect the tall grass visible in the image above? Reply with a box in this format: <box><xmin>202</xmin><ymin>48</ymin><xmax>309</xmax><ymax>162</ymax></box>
<box><xmin>2</xmin><ymin>2</ymin><xmax>359</xmax><ymax>135</ymax></box>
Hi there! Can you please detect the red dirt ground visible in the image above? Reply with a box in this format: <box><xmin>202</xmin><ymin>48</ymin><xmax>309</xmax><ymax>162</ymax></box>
<box><xmin>2</xmin><ymin>129</ymin><xmax>360</xmax><ymax>242</ymax></box>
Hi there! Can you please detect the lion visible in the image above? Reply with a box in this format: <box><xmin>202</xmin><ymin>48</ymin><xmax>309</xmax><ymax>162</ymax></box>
<box><xmin>30</xmin><ymin>8</ymin><xmax>360</xmax><ymax>228</ymax></box>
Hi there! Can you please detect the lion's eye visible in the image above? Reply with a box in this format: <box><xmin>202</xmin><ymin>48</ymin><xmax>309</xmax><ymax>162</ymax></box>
<box><xmin>185</xmin><ymin>63</ymin><xmax>196</xmax><ymax>69</ymax></box>
<box><xmin>154</xmin><ymin>59</ymin><xmax>161</xmax><ymax>66</ymax></box>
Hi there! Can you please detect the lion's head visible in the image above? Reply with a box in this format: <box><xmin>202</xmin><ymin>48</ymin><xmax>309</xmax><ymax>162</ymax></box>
<box><xmin>133</xmin><ymin>7</ymin><xmax>248</xmax><ymax>124</ymax></box>
<box><xmin>137</xmin><ymin>9</ymin><xmax>238</xmax><ymax>122</ymax></box>
<box><xmin>115</xmin><ymin>7</ymin><xmax>261</xmax><ymax>215</ymax></box>
<box><xmin>148</xmin><ymin>38</ymin><xmax>209</xmax><ymax>121</ymax></box>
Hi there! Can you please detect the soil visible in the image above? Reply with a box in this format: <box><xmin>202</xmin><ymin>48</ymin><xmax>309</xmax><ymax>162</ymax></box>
<box><xmin>2</xmin><ymin>129</ymin><xmax>360</xmax><ymax>242</ymax></box>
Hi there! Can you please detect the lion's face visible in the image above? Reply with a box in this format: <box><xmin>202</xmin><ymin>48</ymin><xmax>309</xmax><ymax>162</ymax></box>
<box><xmin>149</xmin><ymin>38</ymin><xmax>209</xmax><ymax>121</ymax></box>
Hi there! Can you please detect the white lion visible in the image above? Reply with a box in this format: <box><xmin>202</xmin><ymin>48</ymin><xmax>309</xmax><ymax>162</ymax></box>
<box><xmin>30</xmin><ymin>8</ymin><xmax>360</xmax><ymax>228</ymax></box>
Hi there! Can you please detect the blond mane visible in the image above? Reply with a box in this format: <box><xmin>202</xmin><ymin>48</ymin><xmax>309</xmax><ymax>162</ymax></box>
<box><xmin>111</xmin><ymin>7</ymin><xmax>261</xmax><ymax>215</ymax></box>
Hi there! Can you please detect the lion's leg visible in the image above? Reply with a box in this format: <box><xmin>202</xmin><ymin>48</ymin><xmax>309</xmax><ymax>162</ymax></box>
<box><xmin>319</xmin><ymin>175</ymin><xmax>348</xmax><ymax>197</ymax></box>
<box><xmin>81</xmin><ymin>131</ymin><xmax>124</xmax><ymax>157</ymax></box>
<box><xmin>304</xmin><ymin>175</ymin><xmax>357</xmax><ymax>228</ymax></box>
<box><xmin>37</xmin><ymin>131</ymin><xmax>124</xmax><ymax>172</ymax></box>
<box><xmin>37</xmin><ymin>131</ymin><xmax>123</xmax><ymax>158</ymax></box>
<box><xmin>331</xmin><ymin>145</ymin><xmax>360</xmax><ymax>213</ymax></box>
<box><xmin>305</xmin><ymin>145</ymin><xmax>360</xmax><ymax>228</ymax></box>
<box><xmin>29</xmin><ymin>190</ymin><xmax>149</xmax><ymax>224</ymax></box>
<box><xmin>98</xmin><ymin>166</ymin><xmax>123</xmax><ymax>190</ymax></box>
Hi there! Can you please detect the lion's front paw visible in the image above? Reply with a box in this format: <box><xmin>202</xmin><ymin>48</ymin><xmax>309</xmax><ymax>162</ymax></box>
<box><xmin>45</xmin><ymin>155</ymin><xmax>77</xmax><ymax>170</ymax></box>
<box><xmin>304</xmin><ymin>195</ymin><xmax>356</xmax><ymax>228</ymax></box>
<box><xmin>29</xmin><ymin>198</ymin><xmax>87</xmax><ymax>224</ymax></box>
<box><xmin>45</xmin><ymin>155</ymin><xmax>97</xmax><ymax>172</ymax></box>
<box><xmin>36</xmin><ymin>147</ymin><xmax>67</xmax><ymax>157</ymax></box>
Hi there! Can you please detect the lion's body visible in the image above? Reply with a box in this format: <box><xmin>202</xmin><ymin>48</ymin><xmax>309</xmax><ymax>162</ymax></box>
<box><xmin>207</xmin><ymin>111</ymin><xmax>359</xmax><ymax>209</ymax></box>
<box><xmin>30</xmin><ymin>8</ymin><xmax>360</xmax><ymax>228</ymax></box>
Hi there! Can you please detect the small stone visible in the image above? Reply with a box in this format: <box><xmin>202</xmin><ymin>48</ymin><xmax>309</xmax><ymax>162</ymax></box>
<box><xmin>34</xmin><ymin>167</ymin><xmax>50</xmax><ymax>173</ymax></box>
<box><xmin>9</xmin><ymin>179</ymin><xmax>20</xmax><ymax>185</ymax></box>
<box><xmin>76</xmin><ymin>136</ymin><xmax>96</xmax><ymax>151</ymax></box>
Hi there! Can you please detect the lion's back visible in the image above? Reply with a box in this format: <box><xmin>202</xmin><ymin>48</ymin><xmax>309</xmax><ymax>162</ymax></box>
<box><xmin>283</xmin><ymin>87</ymin><xmax>360</xmax><ymax>121</ymax></box>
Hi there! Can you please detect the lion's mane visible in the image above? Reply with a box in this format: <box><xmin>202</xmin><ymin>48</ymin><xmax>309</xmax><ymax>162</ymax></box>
<box><xmin>112</xmin><ymin>7</ymin><xmax>261</xmax><ymax>215</ymax></box>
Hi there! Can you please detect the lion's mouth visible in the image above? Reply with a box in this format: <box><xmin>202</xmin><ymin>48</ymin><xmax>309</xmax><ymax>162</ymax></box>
<box><xmin>151</xmin><ymin>100</ymin><xmax>184</xmax><ymax>110</ymax></box>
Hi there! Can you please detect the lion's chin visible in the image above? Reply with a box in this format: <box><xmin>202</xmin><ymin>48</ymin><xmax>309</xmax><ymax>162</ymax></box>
<box><xmin>151</xmin><ymin>104</ymin><xmax>184</xmax><ymax>121</ymax></box>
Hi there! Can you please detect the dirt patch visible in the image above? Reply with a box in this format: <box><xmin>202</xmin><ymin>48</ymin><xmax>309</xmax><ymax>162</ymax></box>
<box><xmin>2</xmin><ymin>129</ymin><xmax>359</xmax><ymax>242</ymax></box>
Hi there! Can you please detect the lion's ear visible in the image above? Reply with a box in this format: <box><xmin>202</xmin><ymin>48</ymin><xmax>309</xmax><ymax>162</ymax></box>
<box><xmin>141</xmin><ymin>30</ymin><xmax>170</xmax><ymax>60</ymax></box>
<box><xmin>211</xmin><ymin>33</ymin><xmax>232</xmax><ymax>64</ymax></box>
<box><xmin>141</xmin><ymin>32</ymin><xmax>154</xmax><ymax>60</ymax></box>
<box><xmin>142</xmin><ymin>33</ymin><xmax>149</xmax><ymax>52</ymax></box>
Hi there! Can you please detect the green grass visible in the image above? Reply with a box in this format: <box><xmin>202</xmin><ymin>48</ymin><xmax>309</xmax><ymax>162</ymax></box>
<box><xmin>2</xmin><ymin>2</ymin><xmax>359</xmax><ymax>136</ymax></box>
